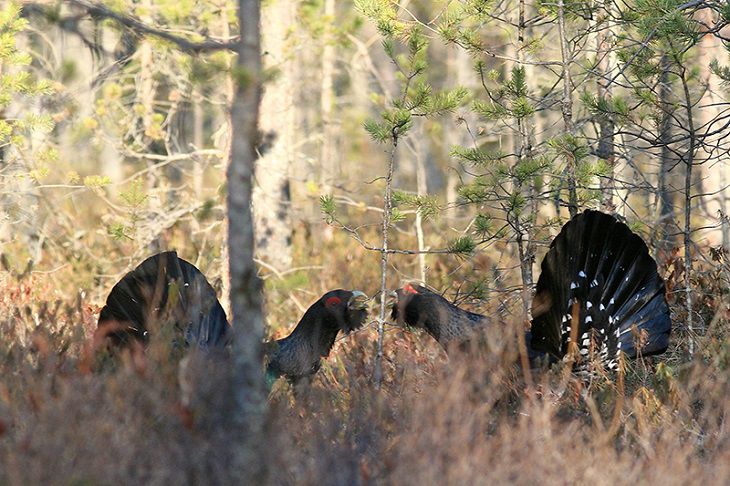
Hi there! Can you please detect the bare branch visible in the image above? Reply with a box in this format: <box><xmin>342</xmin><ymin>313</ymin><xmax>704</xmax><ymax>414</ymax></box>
<box><xmin>25</xmin><ymin>0</ymin><xmax>240</xmax><ymax>52</ymax></box>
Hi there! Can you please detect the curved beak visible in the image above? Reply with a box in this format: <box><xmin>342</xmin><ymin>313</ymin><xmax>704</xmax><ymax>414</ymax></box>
<box><xmin>348</xmin><ymin>290</ymin><xmax>369</xmax><ymax>311</ymax></box>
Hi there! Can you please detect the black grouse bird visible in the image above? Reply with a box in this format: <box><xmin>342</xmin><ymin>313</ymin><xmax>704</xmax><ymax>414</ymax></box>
<box><xmin>98</xmin><ymin>251</ymin><xmax>369</xmax><ymax>383</ymax></box>
<box><xmin>390</xmin><ymin>210</ymin><xmax>672</xmax><ymax>370</ymax></box>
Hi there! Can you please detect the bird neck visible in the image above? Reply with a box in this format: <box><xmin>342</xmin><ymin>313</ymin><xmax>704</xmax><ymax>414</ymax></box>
<box><xmin>264</xmin><ymin>303</ymin><xmax>343</xmax><ymax>384</ymax></box>
<box><xmin>284</xmin><ymin>302</ymin><xmax>341</xmax><ymax>357</ymax></box>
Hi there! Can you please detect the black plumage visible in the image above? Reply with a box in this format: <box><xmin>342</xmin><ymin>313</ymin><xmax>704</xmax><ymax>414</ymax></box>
<box><xmin>265</xmin><ymin>289</ymin><xmax>369</xmax><ymax>385</ymax></box>
<box><xmin>391</xmin><ymin>210</ymin><xmax>672</xmax><ymax>369</ymax></box>
<box><xmin>98</xmin><ymin>251</ymin><xmax>229</xmax><ymax>348</ymax></box>
<box><xmin>390</xmin><ymin>283</ymin><xmax>489</xmax><ymax>348</ymax></box>
<box><xmin>98</xmin><ymin>252</ymin><xmax>368</xmax><ymax>383</ymax></box>
<box><xmin>530</xmin><ymin>210</ymin><xmax>671</xmax><ymax>369</ymax></box>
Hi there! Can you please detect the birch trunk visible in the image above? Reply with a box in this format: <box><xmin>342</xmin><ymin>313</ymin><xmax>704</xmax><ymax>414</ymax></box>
<box><xmin>219</xmin><ymin>5</ymin><xmax>236</xmax><ymax>316</ymax></box>
<box><xmin>696</xmin><ymin>9</ymin><xmax>728</xmax><ymax>247</ymax></box>
<box><xmin>445</xmin><ymin>46</ymin><xmax>475</xmax><ymax>206</ymax></box>
<box><xmin>253</xmin><ymin>0</ymin><xmax>295</xmax><ymax>271</ymax></box>
<box><xmin>138</xmin><ymin>0</ymin><xmax>157</xmax><ymax>192</ymax></box>
<box><xmin>320</xmin><ymin>0</ymin><xmax>338</xmax><ymax>190</ymax></box>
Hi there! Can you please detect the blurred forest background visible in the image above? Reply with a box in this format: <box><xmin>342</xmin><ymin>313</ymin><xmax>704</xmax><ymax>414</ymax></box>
<box><xmin>1</xmin><ymin>0</ymin><xmax>730</xmax><ymax>483</ymax></box>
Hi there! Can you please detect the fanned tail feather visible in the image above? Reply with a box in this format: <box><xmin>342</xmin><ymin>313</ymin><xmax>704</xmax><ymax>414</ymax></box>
<box><xmin>530</xmin><ymin>210</ymin><xmax>671</xmax><ymax>369</ymax></box>
<box><xmin>98</xmin><ymin>251</ymin><xmax>229</xmax><ymax>348</ymax></box>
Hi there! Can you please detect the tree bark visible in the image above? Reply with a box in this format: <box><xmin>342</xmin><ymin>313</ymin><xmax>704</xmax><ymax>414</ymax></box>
<box><xmin>657</xmin><ymin>54</ymin><xmax>677</xmax><ymax>261</ymax></box>
<box><xmin>558</xmin><ymin>0</ymin><xmax>577</xmax><ymax>218</ymax></box>
<box><xmin>137</xmin><ymin>0</ymin><xmax>157</xmax><ymax>192</ymax></box>
<box><xmin>680</xmin><ymin>68</ymin><xmax>695</xmax><ymax>358</ymax></box>
<box><xmin>596</xmin><ymin>0</ymin><xmax>616</xmax><ymax>212</ymax></box>
<box><xmin>320</xmin><ymin>0</ymin><xmax>338</xmax><ymax>190</ymax></box>
<box><xmin>409</xmin><ymin>130</ymin><xmax>428</xmax><ymax>283</ymax></box>
<box><xmin>253</xmin><ymin>0</ymin><xmax>295</xmax><ymax>272</ymax></box>
<box><xmin>695</xmin><ymin>8</ymin><xmax>728</xmax><ymax>247</ymax></box>
<box><xmin>219</xmin><ymin>4</ymin><xmax>236</xmax><ymax>316</ymax></box>
<box><xmin>514</xmin><ymin>0</ymin><xmax>534</xmax><ymax>319</ymax></box>
<box><xmin>228</xmin><ymin>0</ymin><xmax>266</xmax><ymax>478</ymax></box>
<box><xmin>445</xmin><ymin>46</ymin><xmax>475</xmax><ymax>206</ymax></box>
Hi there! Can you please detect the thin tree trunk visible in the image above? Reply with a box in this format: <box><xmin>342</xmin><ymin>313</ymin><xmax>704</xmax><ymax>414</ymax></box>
<box><xmin>413</xmin><ymin>133</ymin><xmax>428</xmax><ymax>283</ymax></box>
<box><xmin>514</xmin><ymin>0</ymin><xmax>534</xmax><ymax>319</ymax></box>
<box><xmin>657</xmin><ymin>54</ymin><xmax>676</xmax><ymax>261</ymax></box>
<box><xmin>680</xmin><ymin>68</ymin><xmax>695</xmax><ymax>358</ymax></box>
<box><xmin>596</xmin><ymin>0</ymin><xmax>615</xmax><ymax>212</ymax></box>
<box><xmin>374</xmin><ymin>143</ymin><xmax>396</xmax><ymax>387</ymax></box>
<box><xmin>229</xmin><ymin>0</ymin><xmax>266</xmax><ymax>477</ymax></box>
<box><xmin>558</xmin><ymin>0</ymin><xmax>577</xmax><ymax>217</ymax></box>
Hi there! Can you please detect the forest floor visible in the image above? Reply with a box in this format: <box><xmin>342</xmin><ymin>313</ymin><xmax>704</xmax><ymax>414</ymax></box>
<box><xmin>0</xmin><ymin>233</ymin><xmax>728</xmax><ymax>485</ymax></box>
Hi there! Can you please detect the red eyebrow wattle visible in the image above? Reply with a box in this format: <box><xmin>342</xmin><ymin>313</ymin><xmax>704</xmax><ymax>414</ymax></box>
<box><xmin>404</xmin><ymin>284</ymin><xmax>418</xmax><ymax>295</ymax></box>
<box><xmin>325</xmin><ymin>296</ymin><xmax>342</xmax><ymax>307</ymax></box>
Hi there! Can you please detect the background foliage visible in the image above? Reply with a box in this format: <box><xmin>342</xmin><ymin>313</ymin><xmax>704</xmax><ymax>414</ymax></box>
<box><xmin>1</xmin><ymin>0</ymin><xmax>729</xmax><ymax>482</ymax></box>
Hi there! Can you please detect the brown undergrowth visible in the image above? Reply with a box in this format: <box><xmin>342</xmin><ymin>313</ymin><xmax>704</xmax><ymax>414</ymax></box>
<box><xmin>0</xmin><ymin>238</ymin><xmax>728</xmax><ymax>485</ymax></box>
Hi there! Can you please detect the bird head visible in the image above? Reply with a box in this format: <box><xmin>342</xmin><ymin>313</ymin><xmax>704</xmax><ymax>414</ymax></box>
<box><xmin>320</xmin><ymin>289</ymin><xmax>369</xmax><ymax>333</ymax></box>
<box><xmin>388</xmin><ymin>282</ymin><xmax>432</xmax><ymax>331</ymax></box>
<box><xmin>389</xmin><ymin>283</ymin><xmax>489</xmax><ymax>347</ymax></box>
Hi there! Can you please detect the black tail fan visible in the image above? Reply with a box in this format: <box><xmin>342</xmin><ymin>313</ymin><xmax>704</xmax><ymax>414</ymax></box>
<box><xmin>530</xmin><ymin>210</ymin><xmax>671</xmax><ymax>369</ymax></box>
<box><xmin>98</xmin><ymin>251</ymin><xmax>229</xmax><ymax>348</ymax></box>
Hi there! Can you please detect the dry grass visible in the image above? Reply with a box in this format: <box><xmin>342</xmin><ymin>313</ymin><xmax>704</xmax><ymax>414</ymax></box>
<box><xmin>0</xmin><ymin>230</ymin><xmax>729</xmax><ymax>485</ymax></box>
